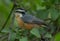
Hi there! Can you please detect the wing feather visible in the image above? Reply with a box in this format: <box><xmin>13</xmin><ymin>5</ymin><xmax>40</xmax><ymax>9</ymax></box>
<box><xmin>21</xmin><ymin>14</ymin><xmax>47</xmax><ymax>26</ymax></box>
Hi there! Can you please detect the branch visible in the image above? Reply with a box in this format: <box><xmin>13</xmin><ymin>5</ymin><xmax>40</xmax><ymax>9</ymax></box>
<box><xmin>0</xmin><ymin>0</ymin><xmax>17</xmax><ymax>32</ymax></box>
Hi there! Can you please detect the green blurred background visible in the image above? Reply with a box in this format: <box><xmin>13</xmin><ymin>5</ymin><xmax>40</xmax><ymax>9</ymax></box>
<box><xmin>0</xmin><ymin>0</ymin><xmax>60</xmax><ymax>41</ymax></box>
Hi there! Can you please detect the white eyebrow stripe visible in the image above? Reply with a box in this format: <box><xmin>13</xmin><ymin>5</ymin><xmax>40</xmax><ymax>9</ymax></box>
<box><xmin>16</xmin><ymin>9</ymin><xmax>25</xmax><ymax>12</ymax></box>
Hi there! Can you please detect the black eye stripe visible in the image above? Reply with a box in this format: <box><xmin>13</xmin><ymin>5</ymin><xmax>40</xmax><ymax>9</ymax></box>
<box><xmin>16</xmin><ymin>11</ymin><xmax>23</xmax><ymax>13</ymax></box>
<box><xmin>15</xmin><ymin>11</ymin><xmax>25</xmax><ymax>14</ymax></box>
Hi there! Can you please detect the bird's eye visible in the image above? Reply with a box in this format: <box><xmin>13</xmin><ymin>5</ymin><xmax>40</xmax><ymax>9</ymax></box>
<box><xmin>21</xmin><ymin>12</ymin><xmax>25</xmax><ymax>14</ymax></box>
<box><xmin>15</xmin><ymin>11</ymin><xmax>25</xmax><ymax>14</ymax></box>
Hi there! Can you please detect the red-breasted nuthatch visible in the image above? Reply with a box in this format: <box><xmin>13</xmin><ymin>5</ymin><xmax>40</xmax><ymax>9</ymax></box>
<box><xmin>14</xmin><ymin>8</ymin><xmax>48</xmax><ymax>29</ymax></box>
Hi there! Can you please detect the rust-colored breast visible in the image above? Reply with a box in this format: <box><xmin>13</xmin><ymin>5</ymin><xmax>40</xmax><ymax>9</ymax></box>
<box><xmin>15</xmin><ymin>14</ymin><xmax>34</xmax><ymax>30</ymax></box>
<box><xmin>24</xmin><ymin>23</ymin><xmax>34</xmax><ymax>29</ymax></box>
<box><xmin>15</xmin><ymin>14</ymin><xmax>24</xmax><ymax>27</ymax></box>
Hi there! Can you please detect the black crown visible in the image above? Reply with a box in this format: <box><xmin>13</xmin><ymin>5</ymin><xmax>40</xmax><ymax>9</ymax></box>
<box><xmin>16</xmin><ymin>8</ymin><xmax>25</xmax><ymax>10</ymax></box>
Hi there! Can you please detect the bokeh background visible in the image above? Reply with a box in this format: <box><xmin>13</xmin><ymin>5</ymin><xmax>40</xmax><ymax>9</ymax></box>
<box><xmin>0</xmin><ymin>0</ymin><xmax>60</xmax><ymax>41</ymax></box>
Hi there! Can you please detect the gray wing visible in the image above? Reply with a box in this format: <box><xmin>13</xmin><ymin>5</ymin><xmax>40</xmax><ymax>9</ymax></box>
<box><xmin>21</xmin><ymin>14</ymin><xmax>35</xmax><ymax>23</ymax></box>
<box><xmin>21</xmin><ymin>14</ymin><xmax>47</xmax><ymax>26</ymax></box>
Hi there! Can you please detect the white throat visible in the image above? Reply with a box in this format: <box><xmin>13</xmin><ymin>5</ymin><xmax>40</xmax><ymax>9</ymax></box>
<box><xmin>19</xmin><ymin>14</ymin><xmax>23</xmax><ymax>17</ymax></box>
<box><xmin>15</xmin><ymin>13</ymin><xmax>23</xmax><ymax>18</ymax></box>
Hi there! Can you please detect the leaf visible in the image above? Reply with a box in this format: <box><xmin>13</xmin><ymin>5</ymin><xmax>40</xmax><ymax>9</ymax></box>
<box><xmin>19</xmin><ymin>37</ymin><xmax>28</xmax><ymax>41</ymax></box>
<box><xmin>57</xmin><ymin>12</ymin><xmax>60</xmax><ymax>26</ymax></box>
<box><xmin>3</xmin><ymin>0</ymin><xmax>11</xmax><ymax>5</ymax></box>
<box><xmin>44</xmin><ymin>32</ymin><xmax>52</xmax><ymax>38</ymax></box>
<box><xmin>30</xmin><ymin>27</ymin><xmax>41</xmax><ymax>38</ymax></box>
<box><xmin>39</xmin><ymin>27</ymin><xmax>46</xmax><ymax>35</ymax></box>
<box><xmin>1</xmin><ymin>28</ymin><xmax>10</xmax><ymax>33</ymax></box>
<box><xmin>54</xmin><ymin>32</ymin><xmax>60</xmax><ymax>41</ymax></box>
<box><xmin>8</xmin><ymin>32</ymin><xmax>16</xmax><ymax>41</ymax></box>
<box><xmin>49</xmin><ymin>8</ymin><xmax>59</xmax><ymax>20</ymax></box>
<box><xmin>36</xmin><ymin>10</ymin><xmax>49</xmax><ymax>19</ymax></box>
<box><xmin>14</xmin><ymin>18</ymin><xmax>18</xmax><ymax>27</ymax></box>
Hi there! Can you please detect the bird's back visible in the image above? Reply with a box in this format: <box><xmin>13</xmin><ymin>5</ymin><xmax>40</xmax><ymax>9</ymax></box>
<box><xmin>21</xmin><ymin>14</ymin><xmax>47</xmax><ymax>26</ymax></box>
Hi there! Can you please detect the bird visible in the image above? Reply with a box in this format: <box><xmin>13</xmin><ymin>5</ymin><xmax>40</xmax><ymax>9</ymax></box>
<box><xmin>14</xmin><ymin>8</ymin><xmax>48</xmax><ymax>30</ymax></box>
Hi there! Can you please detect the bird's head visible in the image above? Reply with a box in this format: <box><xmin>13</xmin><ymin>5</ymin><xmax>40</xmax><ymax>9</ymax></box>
<box><xmin>14</xmin><ymin>8</ymin><xmax>26</xmax><ymax>17</ymax></box>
